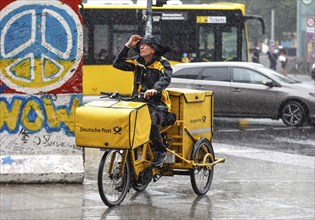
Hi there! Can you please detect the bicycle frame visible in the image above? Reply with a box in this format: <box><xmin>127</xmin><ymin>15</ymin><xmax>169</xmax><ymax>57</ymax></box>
<box><xmin>108</xmin><ymin>117</ymin><xmax>225</xmax><ymax>183</ymax></box>
<box><xmin>130</xmin><ymin>143</ymin><xmax>155</xmax><ymax>180</ymax></box>
<box><xmin>160</xmin><ymin>120</ymin><xmax>225</xmax><ymax>171</ymax></box>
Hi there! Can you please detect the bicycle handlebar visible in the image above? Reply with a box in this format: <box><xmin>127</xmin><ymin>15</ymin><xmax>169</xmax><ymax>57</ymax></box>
<box><xmin>100</xmin><ymin>92</ymin><xmax>145</xmax><ymax>102</ymax></box>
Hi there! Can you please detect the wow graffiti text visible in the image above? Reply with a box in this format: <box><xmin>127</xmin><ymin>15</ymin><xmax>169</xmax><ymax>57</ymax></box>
<box><xmin>0</xmin><ymin>95</ymin><xmax>81</xmax><ymax>136</ymax></box>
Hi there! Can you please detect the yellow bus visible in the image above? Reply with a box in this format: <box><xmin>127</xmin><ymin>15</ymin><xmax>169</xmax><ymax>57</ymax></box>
<box><xmin>80</xmin><ymin>1</ymin><xmax>265</xmax><ymax>95</ymax></box>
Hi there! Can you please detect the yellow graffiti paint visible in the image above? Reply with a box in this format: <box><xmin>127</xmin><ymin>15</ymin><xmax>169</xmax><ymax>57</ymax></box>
<box><xmin>0</xmin><ymin>95</ymin><xmax>81</xmax><ymax>134</ymax></box>
<box><xmin>0</xmin><ymin>99</ymin><xmax>23</xmax><ymax>131</ymax></box>
<box><xmin>44</xmin><ymin>97</ymin><xmax>81</xmax><ymax>132</ymax></box>
<box><xmin>0</xmin><ymin>59</ymin><xmax>74</xmax><ymax>88</ymax></box>
<box><xmin>43</xmin><ymin>60</ymin><xmax>62</xmax><ymax>79</ymax></box>
<box><xmin>10</xmin><ymin>59</ymin><xmax>32</xmax><ymax>80</ymax></box>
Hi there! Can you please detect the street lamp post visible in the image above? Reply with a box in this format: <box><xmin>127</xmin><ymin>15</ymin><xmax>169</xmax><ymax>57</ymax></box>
<box><xmin>270</xmin><ymin>9</ymin><xmax>275</xmax><ymax>52</ymax></box>
<box><xmin>145</xmin><ymin>0</ymin><xmax>153</xmax><ymax>35</ymax></box>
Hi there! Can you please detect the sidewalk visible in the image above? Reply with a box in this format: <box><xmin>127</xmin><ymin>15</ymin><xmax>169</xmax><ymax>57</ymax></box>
<box><xmin>288</xmin><ymin>73</ymin><xmax>314</xmax><ymax>84</ymax></box>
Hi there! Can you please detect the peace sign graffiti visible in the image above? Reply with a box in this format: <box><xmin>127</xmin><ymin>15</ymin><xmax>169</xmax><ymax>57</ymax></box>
<box><xmin>0</xmin><ymin>1</ymin><xmax>83</xmax><ymax>94</ymax></box>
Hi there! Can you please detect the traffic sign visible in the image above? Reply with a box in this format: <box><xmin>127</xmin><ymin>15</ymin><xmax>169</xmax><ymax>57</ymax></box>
<box><xmin>306</xmin><ymin>16</ymin><xmax>315</xmax><ymax>27</ymax></box>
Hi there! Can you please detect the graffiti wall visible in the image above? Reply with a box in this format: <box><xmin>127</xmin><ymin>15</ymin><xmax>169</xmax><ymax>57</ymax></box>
<box><xmin>0</xmin><ymin>0</ymin><xmax>84</xmax><ymax>182</ymax></box>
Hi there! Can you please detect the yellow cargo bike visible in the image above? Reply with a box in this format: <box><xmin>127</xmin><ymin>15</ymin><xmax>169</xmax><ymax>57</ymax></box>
<box><xmin>75</xmin><ymin>88</ymin><xmax>225</xmax><ymax>207</ymax></box>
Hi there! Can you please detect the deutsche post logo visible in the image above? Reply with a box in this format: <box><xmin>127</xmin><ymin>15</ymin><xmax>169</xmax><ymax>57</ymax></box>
<box><xmin>113</xmin><ymin>126</ymin><xmax>122</xmax><ymax>135</ymax></box>
<box><xmin>0</xmin><ymin>1</ymin><xmax>83</xmax><ymax>94</ymax></box>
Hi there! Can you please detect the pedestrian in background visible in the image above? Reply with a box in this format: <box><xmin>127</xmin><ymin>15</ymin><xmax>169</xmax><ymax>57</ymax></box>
<box><xmin>252</xmin><ymin>47</ymin><xmax>260</xmax><ymax>63</ymax></box>
<box><xmin>267</xmin><ymin>49</ymin><xmax>278</xmax><ymax>71</ymax></box>
<box><xmin>278</xmin><ymin>47</ymin><xmax>288</xmax><ymax>75</ymax></box>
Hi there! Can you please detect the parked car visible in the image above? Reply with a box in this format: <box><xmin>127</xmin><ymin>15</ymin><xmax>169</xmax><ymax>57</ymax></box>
<box><xmin>170</xmin><ymin>62</ymin><xmax>315</xmax><ymax>127</ymax></box>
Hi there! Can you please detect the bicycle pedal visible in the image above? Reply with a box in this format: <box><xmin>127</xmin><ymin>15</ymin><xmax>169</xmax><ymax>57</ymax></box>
<box><xmin>153</xmin><ymin>174</ymin><xmax>161</xmax><ymax>182</ymax></box>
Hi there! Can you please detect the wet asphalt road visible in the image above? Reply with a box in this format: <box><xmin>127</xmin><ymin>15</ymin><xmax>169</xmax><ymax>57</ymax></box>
<box><xmin>213</xmin><ymin>118</ymin><xmax>315</xmax><ymax>157</ymax></box>
<box><xmin>1</xmin><ymin>118</ymin><xmax>314</xmax><ymax>220</ymax></box>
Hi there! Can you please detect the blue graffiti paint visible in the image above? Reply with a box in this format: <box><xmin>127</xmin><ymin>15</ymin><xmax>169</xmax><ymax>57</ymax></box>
<box><xmin>0</xmin><ymin>85</ymin><xmax>8</xmax><ymax>94</ymax></box>
<box><xmin>2</xmin><ymin>156</ymin><xmax>15</xmax><ymax>165</ymax></box>
<box><xmin>27</xmin><ymin>107</ymin><xmax>38</xmax><ymax>123</ymax></box>
<box><xmin>0</xmin><ymin>4</ymin><xmax>79</xmax><ymax>60</ymax></box>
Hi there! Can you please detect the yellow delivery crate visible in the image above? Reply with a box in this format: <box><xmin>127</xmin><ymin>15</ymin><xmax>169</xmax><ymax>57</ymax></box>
<box><xmin>166</xmin><ymin>88</ymin><xmax>214</xmax><ymax>160</ymax></box>
<box><xmin>75</xmin><ymin>100</ymin><xmax>151</xmax><ymax>149</ymax></box>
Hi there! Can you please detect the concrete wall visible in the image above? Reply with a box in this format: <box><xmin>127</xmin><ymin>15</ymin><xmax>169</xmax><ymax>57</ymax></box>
<box><xmin>0</xmin><ymin>0</ymin><xmax>84</xmax><ymax>182</ymax></box>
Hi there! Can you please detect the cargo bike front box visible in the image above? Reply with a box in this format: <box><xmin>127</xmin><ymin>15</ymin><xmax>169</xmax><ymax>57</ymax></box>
<box><xmin>75</xmin><ymin>100</ymin><xmax>151</xmax><ymax>149</ymax></box>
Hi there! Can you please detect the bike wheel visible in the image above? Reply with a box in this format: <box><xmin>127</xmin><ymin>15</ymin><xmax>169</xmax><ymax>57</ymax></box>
<box><xmin>189</xmin><ymin>138</ymin><xmax>215</xmax><ymax>196</ymax></box>
<box><xmin>98</xmin><ymin>149</ymin><xmax>130</xmax><ymax>207</ymax></box>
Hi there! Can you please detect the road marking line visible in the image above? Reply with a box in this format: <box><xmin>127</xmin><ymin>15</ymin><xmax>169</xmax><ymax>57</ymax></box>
<box><xmin>213</xmin><ymin>143</ymin><xmax>315</xmax><ymax>168</ymax></box>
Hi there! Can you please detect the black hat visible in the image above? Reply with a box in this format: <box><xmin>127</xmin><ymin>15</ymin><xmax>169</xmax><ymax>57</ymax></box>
<box><xmin>135</xmin><ymin>35</ymin><xmax>171</xmax><ymax>56</ymax></box>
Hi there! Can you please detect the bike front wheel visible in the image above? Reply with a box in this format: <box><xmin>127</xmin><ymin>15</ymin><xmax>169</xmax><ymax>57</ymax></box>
<box><xmin>98</xmin><ymin>149</ymin><xmax>130</xmax><ymax>207</ymax></box>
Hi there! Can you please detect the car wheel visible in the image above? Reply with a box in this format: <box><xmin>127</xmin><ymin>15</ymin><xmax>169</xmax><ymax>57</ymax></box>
<box><xmin>281</xmin><ymin>101</ymin><xmax>306</xmax><ymax>127</ymax></box>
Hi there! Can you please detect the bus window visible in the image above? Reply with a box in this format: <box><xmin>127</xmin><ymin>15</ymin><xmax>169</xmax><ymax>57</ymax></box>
<box><xmin>83</xmin><ymin>25</ymin><xmax>89</xmax><ymax>62</ymax></box>
<box><xmin>152</xmin><ymin>10</ymin><xmax>198</xmax><ymax>62</ymax></box>
<box><xmin>94</xmin><ymin>25</ymin><xmax>110</xmax><ymax>64</ymax></box>
<box><xmin>222</xmin><ymin>27</ymin><xmax>237</xmax><ymax>61</ymax></box>
<box><xmin>112</xmin><ymin>24</ymin><xmax>139</xmax><ymax>57</ymax></box>
<box><xmin>199</xmin><ymin>27</ymin><xmax>215</xmax><ymax>62</ymax></box>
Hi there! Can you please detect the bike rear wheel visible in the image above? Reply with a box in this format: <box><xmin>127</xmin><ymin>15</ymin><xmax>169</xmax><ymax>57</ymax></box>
<box><xmin>189</xmin><ymin>138</ymin><xmax>215</xmax><ymax>196</ymax></box>
<box><xmin>98</xmin><ymin>149</ymin><xmax>130</xmax><ymax>207</ymax></box>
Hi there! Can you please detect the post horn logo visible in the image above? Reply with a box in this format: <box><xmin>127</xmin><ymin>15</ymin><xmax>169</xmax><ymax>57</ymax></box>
<box><xmin>113</xmin><ymin>126</ymin><xmax>122</xmax><ymax>135</ymax></box>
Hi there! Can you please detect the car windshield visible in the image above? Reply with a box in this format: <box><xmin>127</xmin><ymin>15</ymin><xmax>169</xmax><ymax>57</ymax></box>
<box><xmin>257</xmin><ymin>66</ymin><xmax>300</xmax><ymax>84</ymax></box>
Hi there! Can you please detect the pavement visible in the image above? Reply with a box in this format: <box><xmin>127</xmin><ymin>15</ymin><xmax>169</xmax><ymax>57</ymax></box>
<box><xmin>288</xmin><ymin>73</ymin><xmax>314</xmax><ymax>84</ymax></box>
<box><xmin>1</xmin><ymin>144</ymin><xmax>314</xmax><ymax>220</ymax></box>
